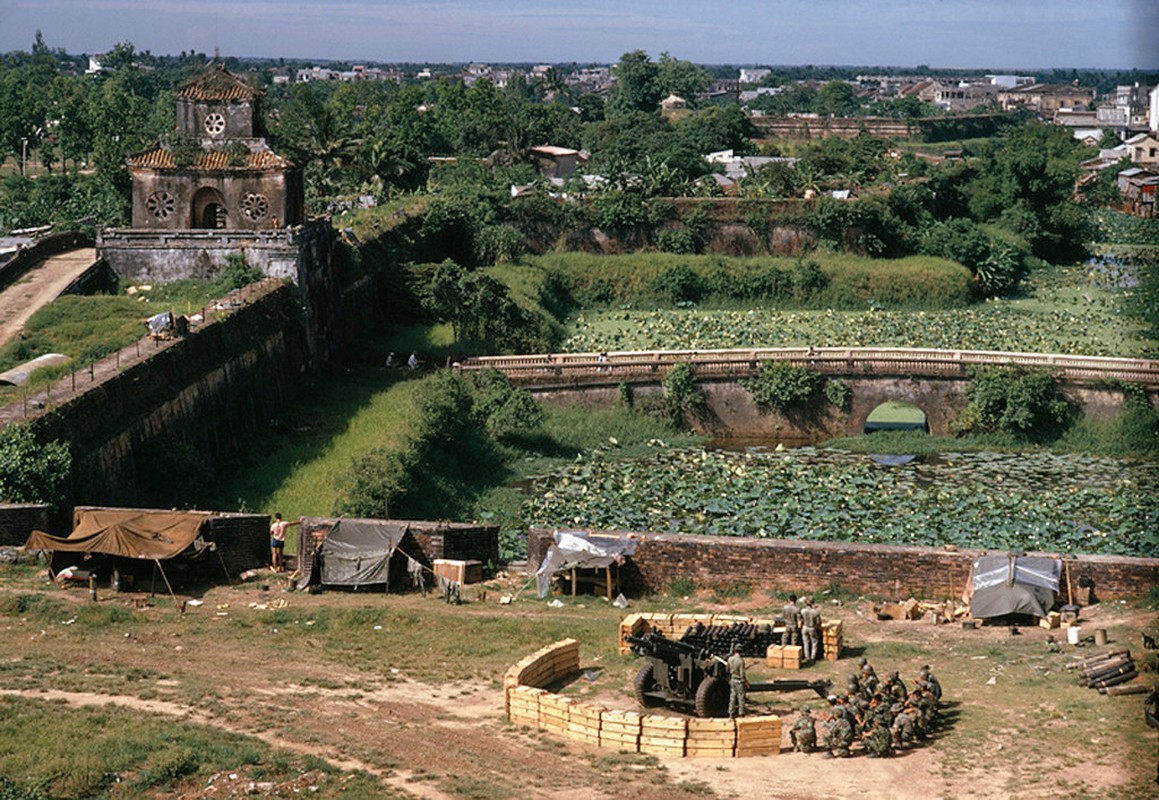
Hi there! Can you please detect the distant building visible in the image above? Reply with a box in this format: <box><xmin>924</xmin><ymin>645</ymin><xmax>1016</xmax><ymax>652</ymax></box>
<box><xmin>932</xmin><ymin>81</ymin><xmax>998</xmax><ymax>112</ymax></box>
<box><xmin>1125</xmin><ymin>132</ymin><xmax>1159</xmax><ymax>165</ymax></box>
<box><xmin>986</xmin><ymin>74</ymin><xmax>1035</xmax><ymax>89</ymax></box>
<box><xmin>739</xmin><ymin>68</ymin><xmax>771</xmax><ymax>85</ymax></box>
<box><xmin>660</xmin><ymin>94</ymin><xmax>688</xmax><ymax>111</ymax></box>
<box><xmin>999</xmin><ymin>83</ymin><xmax>1096</xmax><ymax>115</ymax></box>
<box><xmin>529</xmin><ymin>145</ymin><xmax>581</xmax><ymax>178</ymax></box>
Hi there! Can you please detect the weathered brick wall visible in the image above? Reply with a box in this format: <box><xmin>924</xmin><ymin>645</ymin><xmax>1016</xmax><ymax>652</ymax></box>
<box><xmin>410</xmin><ymin>523</ymin><xmax>500</xmax><ymax>564</ymax></box>
<box><xmin>0</xmin><ymin>504</ymin><xmax>51</xmax><ymax>547</ymax></box>
<box><xmin>204</xmin><ymin>512</ymin><xmax>271</xmax><ymax>577</ymax></box>
<box><xmin>527</xmin><ymin>527</ymin><xmax>1158</xmax><ymax>601</ymax></box>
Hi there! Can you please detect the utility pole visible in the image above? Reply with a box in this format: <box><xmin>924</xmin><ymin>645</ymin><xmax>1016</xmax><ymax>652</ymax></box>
<box><xmin>21</xmin><ymin>137</ymin><xmax>28</xmax><ymax>176</ymax></box>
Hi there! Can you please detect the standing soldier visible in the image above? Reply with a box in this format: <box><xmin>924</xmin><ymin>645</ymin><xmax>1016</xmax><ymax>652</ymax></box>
<box><xmin>800</xmin><ymin>598</ymin><xmax>822</xmax><ymax>663</ymax></box>
<box><xmin>782</xmin><ymin>594</ymin><xmax>803</xmax><ymax>647</ymax></box>
<box><xmin>727</xmin><ymin>642</ymin><xmax>747</xmax><ymax>718</ymax></box>
<box><xmin>791</xmin><ymin>706</ymin><xmax>818</xmax><ymax>753</ymax></box>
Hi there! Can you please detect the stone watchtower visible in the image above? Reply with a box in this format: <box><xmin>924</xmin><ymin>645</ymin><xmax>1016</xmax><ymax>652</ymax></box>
<box><xmin>127</xmin><ymin>65</ymin><xmax>303</xmax><ymax>231</ymax></box>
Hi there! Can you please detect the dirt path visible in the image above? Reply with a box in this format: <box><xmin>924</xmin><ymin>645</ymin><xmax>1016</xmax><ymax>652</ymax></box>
<box><xmin>0</xmin><ymin>247</ymin><xmax>97</xmax><ymax>346</ymax></box>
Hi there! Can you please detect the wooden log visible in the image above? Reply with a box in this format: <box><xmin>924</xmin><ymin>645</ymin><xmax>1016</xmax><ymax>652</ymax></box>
<box><xmin>1067</xmin><ymin>648</ymin><xmax>1130</xmax><ymax>669</ymax></box>
<box><xmin>1100</xmin><ymin>683</ymin><xmax>1149</xmax><ymax>696</ymax></box>
<box><xmin>1090</xmin><ymin>669</ymin><xmax>1137</xmax><ymax>690</ymax></box>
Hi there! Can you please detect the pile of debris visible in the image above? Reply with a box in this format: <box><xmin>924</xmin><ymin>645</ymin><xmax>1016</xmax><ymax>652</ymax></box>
<box><xmin>872</xmin><ymin>598</ymin><xmax>969</xmax><ymax>624</ymax></box>
<box><xmin>1069</xmin><ymin>649</ymin><xmax>1145</xmax><ymax>695</ymax></box>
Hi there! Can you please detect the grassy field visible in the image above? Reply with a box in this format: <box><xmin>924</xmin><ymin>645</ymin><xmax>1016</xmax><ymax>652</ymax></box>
<box><xmin>0</xmin><ymin>564</ymin><xmax>1154</xmax><ymax>799</ymax></box>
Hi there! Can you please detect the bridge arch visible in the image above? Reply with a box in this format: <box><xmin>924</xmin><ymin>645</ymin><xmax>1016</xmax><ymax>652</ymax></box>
<box><xmin>863</xmin><ymin>400</ymin><xmax>929</xmax><ymax>434</ymax></box>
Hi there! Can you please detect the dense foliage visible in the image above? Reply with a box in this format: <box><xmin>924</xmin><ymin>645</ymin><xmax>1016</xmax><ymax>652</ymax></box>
<box><xmin>954</xmin><ymin>367</ymin><xmax>1073</xmax><ymax>441</ymax></box>
<box><xmin>0</xmin><ymin>424</ymin><xmax>71</xmax><ymax>508</ymax></box>
<box><xmin>522</xmin><ymin>447</ymin><xmax>1159</xmax><ymax>558</ymax></box>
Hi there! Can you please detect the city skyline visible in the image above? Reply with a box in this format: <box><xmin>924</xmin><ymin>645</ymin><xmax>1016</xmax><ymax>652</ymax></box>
<box><xmin>1</xmin><ymin>0</ymin><xmax>1157</xmax><ymax>70</ymax></box>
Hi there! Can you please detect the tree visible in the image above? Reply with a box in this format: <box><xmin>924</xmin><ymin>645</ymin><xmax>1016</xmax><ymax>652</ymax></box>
<box><xmin>607</xmin><ymin>50</ymin><xmax>662</xmax><ymax>116</ymax></box>
<box><xmin>814</xmin><ymin>81</ymin><xmax>860</xmax><ymax>117</ymax></box>
<box><xmin>656</xmin><ymin>52</ymin><xmax>710</xmax><ymax>107</ymax></box>
<box><xmin>0</xmin><ymin>424</ymin><xmax>71</xmax><ymax>508</ymax></box>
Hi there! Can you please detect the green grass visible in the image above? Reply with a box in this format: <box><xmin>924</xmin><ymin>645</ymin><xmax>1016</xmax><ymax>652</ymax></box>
<box><xmin>0</xmin><ymin>697</ymin><xmax>384</xmax><ymax>799</ymax></box>
<box><xmin>0</xmin><ymin>280</ymin><xmax>253</xmax><ymax>401</ymax></box>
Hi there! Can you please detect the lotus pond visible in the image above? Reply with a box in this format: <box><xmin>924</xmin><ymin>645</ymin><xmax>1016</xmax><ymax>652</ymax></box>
<box><xmin>561</xmin><ymin>264</ymin><xmax>1156</xmax><ymax>357</ymax></box>
<box><xmin>521</xmin><ymin>446</ymin><xmax>1159</xmax><ymax>558</ymax></box>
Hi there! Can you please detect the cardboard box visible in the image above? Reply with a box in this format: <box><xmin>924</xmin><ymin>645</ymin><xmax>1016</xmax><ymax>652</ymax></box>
<box><xmin>433</xmin><ymin>558</ymin><xmax>483</xmax><ymax>584</ymax></box>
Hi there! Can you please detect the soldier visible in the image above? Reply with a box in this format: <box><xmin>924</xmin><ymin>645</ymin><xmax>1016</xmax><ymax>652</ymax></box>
<box><xmin>800</xmin><ymin>598</ymin><xmax>822</xmax><ymax>662</ymax></box>
<box><xmin>884</xmin><ymin>670</ymin><xmax>907</xmax><ymax>701</ymax></box>
<box><xmin>861</xmin><ymin>664</ymin><xmax>880</xmax><ymax>695</ymax></box>
<box><xmin>783</xmin><ymin>594</ymin><xmax>803</xmax><ymax>647</ymax></box>
<box><xmin>863</xmin><ymin>716</ymin><xmax>894</xmax><ymax>758</ymax></box>
<box><xmin>891</xmin><ymin>702</ymin><xmax>916</xmax><ymax>748</ymax></box>
<box><xmin>727</xmin><ymin>642</ymin><xmax>747</xmax><ymax>718</ymax></box>
<box><xmin>919</xmin><ymin>665</ymin><xmax>943</xmax><ymax>701</ymax></box>
<box><xmin>823</xmin><ymin>706</ymin><xmax>855</xmax><ymax>758</ymax></box>
<box><xmin>791</xmin><ymin>706</ymin><xmax>818</xmax><ymax>753</ymax></box>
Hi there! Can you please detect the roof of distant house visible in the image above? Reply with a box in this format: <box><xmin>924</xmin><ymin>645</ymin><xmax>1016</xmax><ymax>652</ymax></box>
<box><xmin>530</xmin><ymin>145</ymin><xmax>580</xmax><ymax>158</ymax></box>
<box><xmin>177</xmin><ymin>64</ymin><xmax>261</xmax><ymax>102</ymax></box>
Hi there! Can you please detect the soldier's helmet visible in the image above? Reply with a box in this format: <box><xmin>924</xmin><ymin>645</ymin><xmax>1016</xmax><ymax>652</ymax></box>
<box><xmin>800</xmin><ymin>705</ymin><xmax>811</xmax><ymax>715</ymax></box>
<box><xmin>731</xmin><ymin>642</ymin><xmax>740</xmax><ymax>653</ymax></box>
<box><xmin>889</xmin><ymin>670</ymin><xmax>900</xmax><ymax>680</ymax></box>
<box><xmin>918</xmin><ymin>667</ymin><xmax>930</xmax><ymax>679</ymax></box>
<box><xmin>858</xmin><ymin>656</ymin><xmax>868</xmax><ymax>667</ymax></box>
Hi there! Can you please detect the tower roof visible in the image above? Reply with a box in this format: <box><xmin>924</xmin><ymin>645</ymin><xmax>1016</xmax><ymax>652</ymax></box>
<box><xmin>176</xmin><ymin>64</ymin><xmax>261</xmax><ymax>102</ymax></box>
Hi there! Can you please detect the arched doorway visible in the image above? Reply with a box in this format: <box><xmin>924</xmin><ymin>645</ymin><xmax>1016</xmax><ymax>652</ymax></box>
<box><xmin>864</xmin><ymin>401</ymin><xmax>929</xmax><ymax>434</ymax></box>
<box><xmin>192</xmin><ymin>187</ymin><xmax>228</xmax><ymax>229</ymax></box>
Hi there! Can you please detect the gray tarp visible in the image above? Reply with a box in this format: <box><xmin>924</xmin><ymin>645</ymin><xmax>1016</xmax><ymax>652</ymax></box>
<box><xmin>969</xmin><ymin>554</ymin><xmax>1061</xmax><ymax>619</ymax></box>
<box><xmin>536</xmin><ymin>529</ymin><xmax>637</xmax><ymax>598</ymax></box>
<box><xmin>298</xmin><ymin>520</ymin><xmax>409</xmax><ymax>590</ymax></box>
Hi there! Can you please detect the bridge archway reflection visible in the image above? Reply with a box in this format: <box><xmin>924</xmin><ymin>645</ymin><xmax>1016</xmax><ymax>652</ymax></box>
<box><xmin>863</xmin><ymin>401</ymin><xmax>929</xmax><ymax>434</ymax></box>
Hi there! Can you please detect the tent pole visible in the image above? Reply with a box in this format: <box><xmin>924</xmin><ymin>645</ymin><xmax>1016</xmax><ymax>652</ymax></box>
<box><xmin>154</xmin><ymin>559</ymin><xmax>177</xmax><ymax>602</ymax></box>
<box><xmin>215</xmin><ymin>547</ymin><xmax>232</xmax><ymax>585</ymax></box>
<box><xmin>150</xmin><ymin>561</ymin><xmax>158</xmax><ymax>597</ymax></box>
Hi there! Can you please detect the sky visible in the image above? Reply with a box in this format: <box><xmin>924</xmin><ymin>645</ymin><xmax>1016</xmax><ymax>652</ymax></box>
<box><xmin>1</xmin><ymin>0</ymin><xmax>1157</xmax><ymax>70</ymax></box>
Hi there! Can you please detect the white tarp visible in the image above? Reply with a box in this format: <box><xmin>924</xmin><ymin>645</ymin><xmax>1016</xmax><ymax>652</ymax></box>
<box><xmin>969</xmin><ymin>554</ymin><xmax>1061</xmax><ymax>619</ymax></box>
<box><xmin>535</xmin><ymin>529</ymin><xmax>637</xmax><ymax>598</ymax></box>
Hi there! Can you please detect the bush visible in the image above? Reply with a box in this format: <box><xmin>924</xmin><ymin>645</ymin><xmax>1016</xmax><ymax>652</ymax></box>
<box><xmin>655</xmin><ymin>228</ymin><xmax>698</xmax><ymax>254</ymax></box>
<box><xmin>744</xmin><ymin>361</ymin><xmax>821</xmax><ymax>411</ymax></box>
<box><xmin>0</xmin><ymin>425</ymin><xmax>71</xmax><ymax>508</ymax></box>
<box><xmin>955</xmin><ymin>367</ymin><xmax>1073</xmax><ymax>441</ymax></box>
<box><xmin>652</xmin><ymin>263</ymin><xmax>705</xmax><ymax>304</ymax></box>
<box><xmin>824</xmin><ymin>378</ymin><xmax>853</xmax><ymax>410</ymax></box>
<box><xmin>468</xmin><ymin>369</ymin><xmax>544</xmax><ymax>438</ymax></box>
<box><xmin>662</xmin><ymin>362</ymin><xmax>705</xmax><ymax>423</ymax></box>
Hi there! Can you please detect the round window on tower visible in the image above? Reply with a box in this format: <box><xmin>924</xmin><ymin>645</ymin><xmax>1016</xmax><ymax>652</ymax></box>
<box><xmin>204</xmin><ymin>112</ymin><xmax>226</xmax><ymax>136</ymax></box>
<box><xmin>242</xmin><ymin>192</ymin><xmax>270</xmax><ymax>221</ymax></box>
<box><xmin>145</xmin><ymin>191</ymin><xmax>176</xmax><ymax>220</ymax></box>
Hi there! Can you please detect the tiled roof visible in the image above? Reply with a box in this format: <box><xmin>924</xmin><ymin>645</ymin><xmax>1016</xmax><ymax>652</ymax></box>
<box><xmin>127</xmin><ymin>145</ymin><xmax>292</xmax><ymax>171</ymax></box>
<box><xmin>177</xmin><ymin>65</ymin><xmax>261</xmax><ymax>102</ymax></box>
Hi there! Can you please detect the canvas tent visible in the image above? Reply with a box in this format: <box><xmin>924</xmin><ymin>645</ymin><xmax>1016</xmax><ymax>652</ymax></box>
<box><xmin>535</xmin><ymin>529</ymin><xmax>637</xmax><ymax>598</ymax></box>
<box><xmin>968</xmin><ymin>553</ymin><xmax>1061</xmax><ymax>619</ymax></box>
<box><xmin>25</xmin><ymin>509</ymin><xmax>212</xmax><ymax>559</ymax></box>
<box><xmin>296</xmin><ymin>519</ymin><xmax>422</xmax><ymax>591</ymax></box>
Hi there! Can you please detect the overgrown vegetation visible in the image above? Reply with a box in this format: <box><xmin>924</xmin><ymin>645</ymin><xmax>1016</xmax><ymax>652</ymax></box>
<box><xmin>953</xmin><ymin>367</ymin><xmax>1073</xmax><ymax>442</ymax></box>
<box><xmin>0</xmin><ymin>424</ymin><xmax>70</xmax><ymax>508</ymax></box>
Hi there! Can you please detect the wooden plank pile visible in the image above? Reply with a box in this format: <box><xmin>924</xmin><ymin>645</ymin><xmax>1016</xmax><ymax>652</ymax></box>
<box><xmin>599</xmin><ymin>709</ymin><xmax>641</xmax><ymax>751</ymax></box>
<box><xmin>504</xmin><ymin>638</ymin><xmax>581</xmax><ymax>689</ymax></box>
<box><xmin>735</xmin><ymin>715</ymin><xmax>782</xmax><ymax>757</ymax></box>
<box><xmin>539</xmin><ymin>693</ymin><xmax>574</xmax><ymax>735</ymax></box>
<box><xmin>685</xmin><ymin>717</ymin><xmax>736</xmax><ymax>758</ymax></box>
<box><xmin>639</xmin><ymin>714</ymin><xmax>687</xmax><ymax>757</ymax></box>
<box><xmin>507</xmin><ymin>685</ymin><xmax>544</xmax><ymax>727</ymax></box>
<box><xmin>567</xmin><ymin>701</ymin><xmax>604</xmax><ymax>746</ymax></box>
<box><xmin>1069</xmin><ymin>649</ymin><xmax>1145</xmax><ymax>695</ymax></box>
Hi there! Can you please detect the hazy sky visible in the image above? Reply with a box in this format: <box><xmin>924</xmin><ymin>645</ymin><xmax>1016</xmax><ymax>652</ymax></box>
<box><xmin>2</xmin><ymin>0</ymin><xmax>1157</xmax><ymax>69</ymax></box>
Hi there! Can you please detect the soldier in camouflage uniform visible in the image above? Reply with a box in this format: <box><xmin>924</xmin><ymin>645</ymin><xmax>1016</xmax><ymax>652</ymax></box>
<box><xmin>823</xmin><ymin>706</ymin><xmax>855</xmax><ymax>758</ymax></box>
<box><xmin>863</xmin><ymin>716</ymin><xmax>894</xmax><ymax>758</ymax></box>
<box><xmin>790</xmin><ymin>706</ymin><xmax>818</xmax><ymax>753</ymax></box>
<box><xmin>883</xmin><ymin>670</ymin><xmax>907</xmax><ymax>701</ymax></box>
<box><xmin>782</xmin><ymin>594</ymin><xmax>803</xmax><ymax>646</ymax></box>
<box><xmin>891</xmin><ymin>702</ymin><xmax>916</xmax><ymax>748</ymax></box>
<box><xmin>919</xmin><ymin>666</ymin><xmax>943</xmax><ymax>702</ymax></box>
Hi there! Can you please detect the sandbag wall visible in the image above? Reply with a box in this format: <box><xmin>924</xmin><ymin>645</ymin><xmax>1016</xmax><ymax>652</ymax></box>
<box><xmin>504</xmin><ymin>637</ymin><xmax>781</xmax><ymax>758</ymax></box>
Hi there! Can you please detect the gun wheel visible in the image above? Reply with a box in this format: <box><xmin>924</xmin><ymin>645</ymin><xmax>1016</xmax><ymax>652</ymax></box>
<box><xmin>695</xmin><ymin>675</ymin><xmax>730</xmax><ymax>718</ymax></box>
<box><xmin>634</xmin><ymin>663</ymin><xmax>663</xmax><ymax>708</ymax></box>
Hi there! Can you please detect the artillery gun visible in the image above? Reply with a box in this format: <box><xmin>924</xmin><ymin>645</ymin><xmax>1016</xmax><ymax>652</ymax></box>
<box><xmin>627</xmin><ymin>629</ymin><xmax>832</xmax><ymax>717</ymax></box>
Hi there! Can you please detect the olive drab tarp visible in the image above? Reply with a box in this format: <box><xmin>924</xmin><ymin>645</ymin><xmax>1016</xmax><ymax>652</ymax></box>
<box><xmin>968</xmin><ymin>553</ymin><xmax>1061</xmax><ymax>619</ymax></box>
<box><xmin>296</xmin><ymin>520</ymin><xmax>412</xmax><ymax>591</ymax></box>
<box><xmin>24</xmin><ymin>509</ymin><xmax>212</xmax><ymax>560</ymax></box>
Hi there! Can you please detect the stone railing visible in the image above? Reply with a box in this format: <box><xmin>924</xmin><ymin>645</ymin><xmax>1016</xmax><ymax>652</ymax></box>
<box><xmin>503</xmin><ymin>631</ymin><xmax>783</xmax><ymax>758</ymax></box>
<box><xmin>457</xmin><ymin>347</ymin><xmax>1159</xmax><ymax>388</ymax></box>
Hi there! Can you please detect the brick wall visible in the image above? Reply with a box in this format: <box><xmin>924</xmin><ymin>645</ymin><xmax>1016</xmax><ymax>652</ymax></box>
<box><xmin>0</xmin><ymin>504</ymin><xmax>50</xmax><ymax>547</ymax></box>
<box><xmin>528</xmin><ymin>527</ymin><xmax>1158</xmax><ymax>601</ymax></box>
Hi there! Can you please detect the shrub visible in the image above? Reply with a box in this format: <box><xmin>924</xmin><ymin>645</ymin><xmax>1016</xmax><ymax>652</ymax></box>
<box><xmin>662</xmin><ymin>362</ymin><xmax>705</xmax><ymax>423</ymax></box>
<box><xmin>744</xmin><ymin>361</ymin><xmax>821</xmax><ymax>411</ymax></box>
<box><xmin>655</xmin><ymin>228</ymin><xmax>698</xmax><ymax>254</ymax></box>
<box><xmin>824</xmin><ymin>378</ymin><xmax>853</xmax><ymax>410</ymax></box>
<box><xmin>468</xmin><ymin>369</ymin><xmax>545</xmax><ymax>438</ymax></box>
<box><xmin>0</xmin><ymin>425</ymin><xmax>71</xmax><ymax>508</ymax></box>
<box><xmin>652</xmin><ymin>263</ymin><xmax>705</xmax><ymax>304</ymax></box>
<box><xmin>955</xmin><ymin>367</ymin><xmax>1072</xmax><ymax>441</ymax></box>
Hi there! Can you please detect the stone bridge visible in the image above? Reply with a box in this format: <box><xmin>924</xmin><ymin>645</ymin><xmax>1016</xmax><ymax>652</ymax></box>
<box><xmin>456</xmin><ymin>348</ymin><xmax>1159</xmax><ymax>439</ymax></box>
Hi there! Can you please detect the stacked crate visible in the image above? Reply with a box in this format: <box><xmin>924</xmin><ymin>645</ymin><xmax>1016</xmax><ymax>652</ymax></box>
<box><xmin>782</xmin><ymin>645</ymin><xmax>803</xmax><ymax>669</ymax></box>
<box><xmin>822</xmin><ymin>620</ymin><xmax>844</xmax><ymax>660</ymax></box>
<box><xmin>766</xmin><ymin>644</ymin><xmax>784</xmax><ymax>668</ymax></box>
<box><xmin>539</xmin><ymin>693</ymin><xmax>573</xmax><ymax>735</ymax></box>
<box><xmin>567</xmin><ymin>702</ymin><xmax>603</xmax><ymax>747</ymax></box>
<box><xmin>639</xmin><ymin>714</ymin><xmax>687</xmax><ymax>757</ymax></box>
<box><xmin>507</xmin><ymin>638</ymin><xmax>581</xmax><ymax>687</ymax></box>
<box><xmin>685</xmin><ymin>717</ymin><xmax>736</xmax><ymax>758</ymax></box>
<box><xmin>507</xmin><ymin>685</ymin><xmax>545</xmax><ymax>727</ymax></box>
<box><xmin>600</xmin><ymin>709</ymin><xmax>641</xmax><ymax>751</ymax></box>
<box><xmin>735</xmin><ymin>715</ymin><xmax>782</xmax><ymax>757</ymax></box>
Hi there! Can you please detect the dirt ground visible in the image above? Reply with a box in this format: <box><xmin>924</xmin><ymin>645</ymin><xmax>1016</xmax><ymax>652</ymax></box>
<box><xmin>1</xmin><ymin>567</ymin><xmax>1156</xmax><ymax>800</ymax></box>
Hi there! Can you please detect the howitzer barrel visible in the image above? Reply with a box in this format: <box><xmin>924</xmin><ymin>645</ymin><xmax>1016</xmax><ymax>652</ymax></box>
<box><xmin>626</xmin><ymin>632</ymin><xmax>700</xmax><ymax>656</ymax></box>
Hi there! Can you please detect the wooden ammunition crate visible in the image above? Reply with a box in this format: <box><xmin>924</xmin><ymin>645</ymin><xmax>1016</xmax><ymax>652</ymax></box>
<box><xmin>600</xmin><ymin>709</ymin><xmax>641</xmax><ymax>751</ymax></box>
<box><xmin>432</xmin><ymin>558</ymin><xmax>483</xmax><ymax>584</ymax></box>
<box><xmin>735</xmin><ymin>715</ymin><xmax>781</xmax><ymax>757</ymax></box>
<box><xmin>639</xmin><ymin>715</ymin><xmax>687</xmax><ymax>757</ymax></box>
